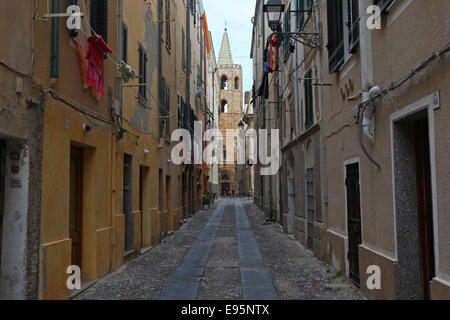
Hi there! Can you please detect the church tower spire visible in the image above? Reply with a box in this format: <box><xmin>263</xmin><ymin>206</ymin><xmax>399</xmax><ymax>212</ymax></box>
<box><xmin>218</xmin><ymin>28</ymin><xmax>233</xmax><ymax>66</ymax></box>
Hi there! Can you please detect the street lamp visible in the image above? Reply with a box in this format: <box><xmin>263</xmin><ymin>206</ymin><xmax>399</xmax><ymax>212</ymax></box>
<box><xmin>263</xmin><ymin>0</ymin><xmax>285</xmax><ymax>31</ymax></box>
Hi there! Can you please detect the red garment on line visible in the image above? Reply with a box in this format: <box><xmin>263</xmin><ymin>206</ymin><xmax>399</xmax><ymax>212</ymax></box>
<box><xmin>86</xmin><ymin>35</ymin><xmax>112</xmax><ymax>98</ymax></box>
<box><xmin>270</xmin><ymin>36</ymin><xmax>277</xmax><ymax>71</ymax></box>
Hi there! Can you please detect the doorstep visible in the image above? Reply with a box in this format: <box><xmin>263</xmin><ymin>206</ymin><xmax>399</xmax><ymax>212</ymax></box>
<box><xmin>69</xmin><ymin>279</ymin><xmax>98</xmax><ymax>299</ymax></box>
<box><xmin>140</xmin><ymin>246</ymin><xmax>153</xmax><ymax>254</ymax></box>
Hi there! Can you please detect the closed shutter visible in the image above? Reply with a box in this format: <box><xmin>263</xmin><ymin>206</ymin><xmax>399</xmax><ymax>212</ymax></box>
<box><xmin>297</xmin><ymin>0</ymin><xmax>305</xmax><ymax>29</ymax></box>
<box><xmin>166</xmin><ymin>0</ymin><xmax>171</xmax><ymax>46</ymax></box>
<box><xmin>138</xmin><ymin>45</ymin><xmax>147</xmax><ymax>102</ymax></box>
<box><xmin>182</xmin><ymin>29</ymin><xmax>186</xmax><ymax>68</ymax></box>
<box><xmin>326</xmin><ymin>0</ymin><xmax>344</xmax><ymax>74</ymax></box>
<box><xmin>90</xmin><ymin>0</ymin><xmax>108</xmax><ymax>42</ymax></box>
<box><xmin>283</xmin><ymin>5</ymin><xmax>291</xmax><ymax>61</ymax></box>
<box><xmin>304</xmin><ymin>69</ymin><xmax>313</xmax><ymax>129</ymax></box>
<box><xmin>122</xmin><ymin>23</ymin><xmax>128</xmax><ymax>63</ymax></box>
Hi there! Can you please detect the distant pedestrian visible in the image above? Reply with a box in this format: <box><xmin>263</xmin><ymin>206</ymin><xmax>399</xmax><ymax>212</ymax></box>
<box><xmin>232</xmin><ymin>186</ymin><xmax>235</xmax><ymax>197</ymax></box>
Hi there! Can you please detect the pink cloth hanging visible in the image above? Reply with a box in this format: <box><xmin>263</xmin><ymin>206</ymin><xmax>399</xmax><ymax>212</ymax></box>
<box><xmin>86</xmin><ymin>35</ymin><xmax>112</xmax><ymax>98</ymax></box>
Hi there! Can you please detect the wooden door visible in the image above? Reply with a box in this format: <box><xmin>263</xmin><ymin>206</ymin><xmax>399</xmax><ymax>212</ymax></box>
<box><xmin>0</xmin><ymin>141</ymin><xmax>6</xmax><ymax>270</ymax></box>
<box><xmin>414</xmin><ymin>119</ymin><xmax>435</xmax><ymax>299</ymax></box>
<box><xmin>345</xmin><ymin>163</ymin><xmax>362</xmax><ymax>287</ymax></box>
<box><xmin>70</xmin><ymin>146</ymin><xmax>83</xmax><ymax>268</ymax></box>
<box><xmin>123</xmin><ymin>154</ymin><xmax>134</xmax><ymax>254</ymax></box>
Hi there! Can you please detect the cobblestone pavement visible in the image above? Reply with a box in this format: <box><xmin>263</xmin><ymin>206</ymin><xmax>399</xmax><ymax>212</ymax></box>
<box><xmin>76</xmin><ymin>198</ymin><xmax>364</xmax><ymax>300</ymax></box>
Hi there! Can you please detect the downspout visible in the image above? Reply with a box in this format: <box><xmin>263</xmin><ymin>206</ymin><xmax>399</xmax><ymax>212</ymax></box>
<box><xmin>158</xmin><ymin>0</ymin><xmax>163</xmax><ymax>137</ymax></box>
<box><xmin>186</xmin><ymin>3</ymin><xmax>192</xmax><ymax>215</ymax></box>
<box><xmin>50</xmin><ymin>0</ymin><xmax>59</xmax><ymax>79</ymax></box>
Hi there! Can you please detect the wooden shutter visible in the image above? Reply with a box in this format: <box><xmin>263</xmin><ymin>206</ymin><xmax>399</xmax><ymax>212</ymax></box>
<box><xmin>304</xmin><ymin>69</ymin><xmax>313</xmax><ymax>129</ymax></box>
<box><xmin>347</xmin><ymin>0</ymin><xmax>360</xmax><ymax>53</ymax></box>
<box><xmin>182</xmin><ymin>29</ymin><xmax>186</xmax><ymax>68</ymax></box>
<box><xmin>326</xmin><ymin>0</ymin><xmax>344</xmax><ymax>74</ymax></box>
<box><xmin>283</xmin><ymin>5</ymin><xmax>291</xmax><ymax>61</ymax></box>
<box><xmin>138</xmin><ymin>45</ymin><xmax>147</xmax><ymax>101</ymax></box>
<box><xmin>297</xmin><ymin>0</ymin><xmax>305</xmax><ymax>29</ymax></box>
<box><xmin>122</xmin><ymin>23</ymin><xmax>128</xmax><ymax>63</ymax></box>
<box><xmin>374</xmin><ymin>0</ymin><xmax>396</xmax><ymax>12</ymax></box>
<box><xmin>90</xmin><ymin>0</ymin><xmax>108</xmax><ymax>42</ymax></box>
<box><xmin>166</xmin><ymin>0</ymin><xmax>171</xmax><ymax>46</ymax></box>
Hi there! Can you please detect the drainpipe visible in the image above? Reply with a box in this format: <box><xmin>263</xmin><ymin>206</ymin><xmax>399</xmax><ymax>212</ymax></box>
<box><xmin>50</xmin><ymin>0</ymin><xmax>59</xmax><ymax>79</ymax></box>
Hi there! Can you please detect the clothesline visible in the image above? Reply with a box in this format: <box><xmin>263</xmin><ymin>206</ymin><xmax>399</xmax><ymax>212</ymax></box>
<box><xmin>78</xmin><ymin>23</ymin><xmax>122</xmax><ymax>69</ymax></box>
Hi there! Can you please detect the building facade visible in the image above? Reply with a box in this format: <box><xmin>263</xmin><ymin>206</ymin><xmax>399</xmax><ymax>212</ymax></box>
<box><xmin>251</xmin><ymin>0</ymin><xmax>450</xmax><ymax>299</ymax></box>
<box><xmin>0</xmin><ymin>0</ymin><xmax>215</xmax><ymax>300</ymax></box>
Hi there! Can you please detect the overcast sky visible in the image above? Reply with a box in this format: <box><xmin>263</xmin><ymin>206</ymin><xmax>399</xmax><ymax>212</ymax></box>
<box><xmin>203</xmin><ymin>0</ymin><xmax>255</xmax><ymax>94</ymax></box>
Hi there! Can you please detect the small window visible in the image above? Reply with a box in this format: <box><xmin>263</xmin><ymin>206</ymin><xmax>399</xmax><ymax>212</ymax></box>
<box><xmin>221</xmin><ymin>100</ymin><xmax>228</xmax><ymax>113</ymax></box>
<box><xmin>138</xmin><ymin>44</ymin><xmax>147</xmax><ymax>102</ymax></box>
<box><xmin>234</xmin><ymin>77</ymin><xmax>239</xmax><ymax>90</ymax></box>
<box><xmin>221</xmin><ymin>76</ymin><xmax>228</xmax><ymax>90</ymax></box>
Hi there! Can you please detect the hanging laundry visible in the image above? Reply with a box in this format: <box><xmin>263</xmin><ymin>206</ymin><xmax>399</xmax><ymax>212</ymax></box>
<box><xmin>86</xmin><ymin>35</ymin><xmax>112</xmax><ymax>98</ymax></box>
<box><xmin>71</xmin><ymin>38</ymin><xmax>89</xmax><ymax>88</ymax></box>
<box><xmin>269</xmin><ymin>36</ymin><xmax>277</xmax><ymax>71</ymax></box>
<box><xmin>118</xmin><ymin>61</ymin><xmax>136</xmax><ymax>83</ymax></box>
<box><xmin>264</xmin><ymin>48</ymin><xmax>271</xmax><ymax>74</ymax></box>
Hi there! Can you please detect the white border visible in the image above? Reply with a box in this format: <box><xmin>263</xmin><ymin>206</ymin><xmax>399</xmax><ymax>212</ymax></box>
<box><xmin>390</xmin><ymin>91</ymin><xmax>449</xmax><ymax>285</ymax></box>
<box><xmin>343</xmin><ymin>157</ymin><xmax>363</xmax><ymax>278</ymax></box>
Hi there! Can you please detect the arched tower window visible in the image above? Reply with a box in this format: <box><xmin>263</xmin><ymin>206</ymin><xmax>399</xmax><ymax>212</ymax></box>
<box><xmin>221</xmin><ymin>100</ymin><xmax>229</xmax><ymax>113</ymax></box>
<box><xmin>234</xmin><ymin>77</ymin><xmax>239</xmax><ymax>90</ymax></box>
<box><xmin>221</xmin><ymin>75</ymin><xmax>228</xmax><ymax>90</ymax></box>
<box><xmin>222</xmin><ymin>174</ymin><xmax>230</xmax><ymax>181</ymax></box>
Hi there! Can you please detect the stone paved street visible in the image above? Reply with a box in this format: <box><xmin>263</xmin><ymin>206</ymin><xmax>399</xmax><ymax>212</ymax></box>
<box><xmin>76</xmin><ymin>198</ymin><xmax>363</xmax><ymax>300</ymax></box>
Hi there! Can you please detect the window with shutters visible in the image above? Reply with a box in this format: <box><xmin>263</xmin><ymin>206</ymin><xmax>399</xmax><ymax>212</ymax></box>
<box><xmin>374</xmin><ymin>0</ymin><xmax>396</xmax><ymax>12</ymax></box>
<box><xmin>138</xmin><ymin>44</ymin><xmax>147</xmax><ymax>103</ymax></box>
<box><xmin>326</xmin><ymin>0</ymin><xmax>344</xmax><ymax>74</ymax></box>
<box><xmin>182</xmin><ymin>28</ymin><xmax>186</xmax><ymax>69</ymax></box>
<box><xmin>297</xmin><ymin>0</ymin><xmax>313</xmax><ymax>30</ymax></box>
<box><xmin>165</xmin><ymin>86</ymin><xmax>171</xmax><ymax>139</ymax></box>
<box><xmin>304</xmin><ymin>68</ymin><xmax>314</xmax><ymax>129</ymax></box>
<box><xmin>122</xmin><ymin>23</ymin><xmax>128</xmax><ymax>63</ymax></box>
<box><xmin>165</xmin><ymin>0</ymin><xmax>171</xmax><ymax>48</ymax></box>
<box><xmin>90</xmin><ymin>0</ymin><xmax>108</xmax><ymax>42</ymax></box>
<box><xmin>326</xmin><ymin>0</ymin><xmax>360</xmax><ymax>73</ymax></box>
<box><xmin>347</xmin><ymin>0</ymin><xmax>360</xmax><ymax>53</ymax></box>
<box><xmin>283</xmin><ymin>5</ymin><xmax>291</xmax><ymax>61</ymax></box>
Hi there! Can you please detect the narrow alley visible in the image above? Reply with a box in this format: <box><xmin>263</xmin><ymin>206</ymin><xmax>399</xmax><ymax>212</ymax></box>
<box><xmin>76</xmin><ymin>198</ymin><xmax>362</xmax><ymax>300</ymax></box>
